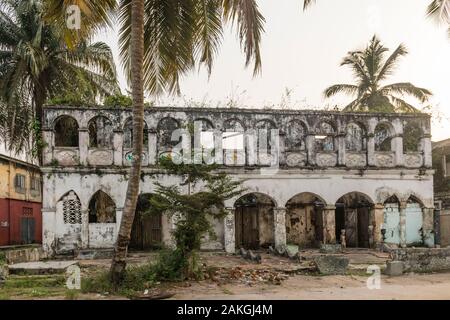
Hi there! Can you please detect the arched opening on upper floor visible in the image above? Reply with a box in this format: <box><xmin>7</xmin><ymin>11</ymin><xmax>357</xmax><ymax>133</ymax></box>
<box><xmin>403</xmin><ymin>121</ymin><xmax>423</xmax><ymax>153</ymax></box>
<box><xmin>346</xmin><ymin>122</ymin><xmax>367</xmax><ymax>152</ymax></box>
<box><xmin>157</xmin><ymin>117</ymin><xmax>181</xmax><ymax>156</ymax></box>
<box><xmin>314</xmin><ymin>121</ymin><xmax>336</xmax><ymax>152</ymax></box>
<box><xmin>374</xmin><ymin>122</ymin><xmax>394</xmax><ymax>152</ymax></box>
<box><xmin>286</xmin><ymin>120</ymin><xmax>307</xmax><ymax>151</ymax></box>
<box><xmin>88</xmin><ymin>116</ymin><xmax>113</xmax><ymax>148</ymax></box>
<box><xmin>54</xmin><ymin>116</ymin><xmax>79</xmax><ymax>147</ymax></box>
<box><xmin>123</xmin><ymin>117</ymin><xmax>149</xmax><ymax>149</ymax></box>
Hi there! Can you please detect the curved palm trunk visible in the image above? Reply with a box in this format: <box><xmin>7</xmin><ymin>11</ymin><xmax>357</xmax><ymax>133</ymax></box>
<box><xmin>110</xmin><ymin>0</ymin><xmax>145</xmax><ymax>287</ymax></box>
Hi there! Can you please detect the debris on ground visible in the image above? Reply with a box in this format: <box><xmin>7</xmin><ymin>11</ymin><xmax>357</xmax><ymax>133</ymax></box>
<box><xmin>131</xmin><ymin>288</ymin><xmax>175</xmax><ymax>300</ymax></box>
<box><xmin>314</xmin><ymin>255</ymin><xmax>349</xmax><ymax>275</ymax></box>
<box><xmin>239</xmin><ymin>248</ymin><xmax>262</xmax><ymax>264</ymax></box>
<box><xmin>211</xmin><ymin>266</ymin><xmax>290</xmax><ymax>286</ymax></box>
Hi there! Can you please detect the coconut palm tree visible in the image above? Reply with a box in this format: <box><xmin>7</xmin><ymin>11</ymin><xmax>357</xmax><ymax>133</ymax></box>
<box><xmin>45</xmin><ymin>0</ymin><xmax>266</xmax><ymax>286</ymax></box>
<box><xmin>427</xmin><ymin>0</ymin><xmax>450</xmax><ymax>37</ymax></box>
<box><xmin>324</xmin><ymin>36</ymin><xmax>432</xmax><ymax>112</ymax></box>
<box><xmin>0</xmin><ymin>0</ymin><xmax>118</xmax><ymax>153</ymax></box>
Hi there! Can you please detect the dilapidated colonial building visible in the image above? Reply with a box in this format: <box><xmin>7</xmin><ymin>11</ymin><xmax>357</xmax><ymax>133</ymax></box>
<box><xmin>40</xmin><ymin>105</ymin><xmax>435</xmax><ymax>256</ymax></box>
<box><xmin>432</xmin><ymin>138</ymin><xmax>450</xmax><ymax>247</ymax></box>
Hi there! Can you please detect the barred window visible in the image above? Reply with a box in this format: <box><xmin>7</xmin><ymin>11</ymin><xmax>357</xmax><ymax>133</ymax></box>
<box><xmin>62</xmin><ymin>191</ymin><xmax>82</xmax><ymax>224</ymax></box>
<box><xmin>30</xmin><ymin>177</ymin><xmax>40</xmax><ymax>192</ymax></box>
<box><xmin>14</xmin><ymin>174</ymin><xmax>26</xmax><ymax>192</ymax></box>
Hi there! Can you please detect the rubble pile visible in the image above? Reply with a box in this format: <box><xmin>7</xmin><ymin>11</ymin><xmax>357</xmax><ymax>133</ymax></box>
<box><xmin>211</xmin><ymin>266</ymin><xmax>290</xmax><ymax>285</ymax></box>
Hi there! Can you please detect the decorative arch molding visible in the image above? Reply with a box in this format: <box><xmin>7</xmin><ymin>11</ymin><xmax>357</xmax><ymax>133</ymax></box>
<box><xmin>285</xmin><ymin>192</ymin><xmax>327</xmax><ymax>207</ymax></box>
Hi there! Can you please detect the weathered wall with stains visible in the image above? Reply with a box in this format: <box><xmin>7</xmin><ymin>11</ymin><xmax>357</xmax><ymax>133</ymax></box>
<box><xmin>432</xmin><ymin>138</ymin><xmax>450</xmax><ymax>246</ymax></box>
<box><xmin>41</xmin><ymin>105</ymin><xmax>435</xmax><ymax>255</ymax></box>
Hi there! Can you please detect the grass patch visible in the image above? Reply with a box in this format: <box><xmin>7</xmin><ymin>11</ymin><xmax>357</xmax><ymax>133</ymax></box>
<box><xmin>82</xmin><ymin>249</ymin><xmax>190</xmax><ymax>297</ymax></box>
<box><xmin>2</xmin><ymin>275</ymin><xmax>66</xmax><ymax>289</ymax></box>
<box><xmin>0</xmin><ymin>274</ymin><xmax>69</xmax><ymax>299</ymax></box>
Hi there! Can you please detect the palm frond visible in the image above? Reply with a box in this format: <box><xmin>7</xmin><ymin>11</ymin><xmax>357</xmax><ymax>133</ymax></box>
<box><xmin>389</xmin><ymin>96</ymin><xmax>420</xmax><ymax>113</ymax></box>
<box><xmin>376</xmin><ymin>43</ymin><xmax>407</xmax><ymax>82</ymax></box>
<box><xmin>303</xmin><ymin>0</ymin><xmax>316</xmax><ymax>10</ymax></box>
<box><xmin>381</xmin><ymin>82</ymin><xmax>432</xmax><ymax>103</ymax></box>
<box><xmin>222</xmin><ymin>0</ymin><xmax>265</xmax><ymax>75</ymax></box>
<box><xmin>194</xmin><ymin>0</ymin><xmax>223</xmax><ymax>75</ymax></box>
<box><xmin>323</xmin><ymin>84</ymin><xmax>359</xmax><ymax>98</ymax></box>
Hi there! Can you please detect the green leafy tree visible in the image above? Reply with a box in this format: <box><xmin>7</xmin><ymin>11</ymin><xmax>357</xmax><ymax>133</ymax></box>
<box><xmin>148</xmin><ymin>156</ymin><xmax>244</xmax><ymax>279</ymax></box>
<box><xmin>0</xmin><ymin>0</ymin><xmax>118</xmax><ymax>154</ymax></box>
<box><xmin>324</xmin><ymin>36</ymin><xmax>432</xmax><ymax>112</ymax></box>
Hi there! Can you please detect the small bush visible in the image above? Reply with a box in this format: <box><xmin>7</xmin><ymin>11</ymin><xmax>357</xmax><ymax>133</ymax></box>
<box><xmin>0</xmin><ymin>252</ymin><xmax>6</xmax><ymax>265</ymax></box>
<box><xmin>82</xmin><ymin>249</ymin><xmax>194</xmax><ymax>295</ymax></box>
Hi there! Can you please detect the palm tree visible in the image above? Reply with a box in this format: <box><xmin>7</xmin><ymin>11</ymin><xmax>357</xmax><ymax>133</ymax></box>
<box><xmin>45</xmin><ymin>0</ymin><xmax>266</xmax><ymax>286</ymax></box>
<box><xmin>109</xmin><ymin>0</ymin><xmax>145</xmax><ymax>287</ymax></box>
<box><xmin>0</xmin><ymin>0</ymin><xmax>118</xmax><ymax>153</ymax></box>
<box><xmin>427</xmin><ymin>0</ymin><xmax>450</xmax><ymax>37</ymax></box>
<box><xmin>324</xmin><ymin>36</ymin><xmax>432</xmax><ymax>112</ymax></box>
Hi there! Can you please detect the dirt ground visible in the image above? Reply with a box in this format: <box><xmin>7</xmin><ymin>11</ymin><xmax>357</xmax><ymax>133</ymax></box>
<box><xmin>4</xmin><ymin>250</ymin><xmax>450</xmax><ymax>300</ymax></box>
<box><xmin>81</xmin><ymin>250</ymin><xmax>450</xmax><ymax>300</ymax></box>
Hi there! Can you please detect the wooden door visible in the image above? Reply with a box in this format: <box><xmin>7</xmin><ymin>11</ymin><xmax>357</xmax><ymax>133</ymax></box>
<box><xmin>235</xmin><ymin>206</ymin><xmax>259</xmax><ymax>249</ymax></box>
<box><xmin>357</xmin><ymin>207</ymin><xmax>370</xmax><ymax>247</ymax></box>
<box><xmin>130</xmin><ymin>208</ymin><xmax>162</xmax><ymax>250</ymax></box>
<box><xmin>345</xmin><ymin>209</ymin><xmax>357</xmax><ymax>247</ymax></box>
<box><xmin>20</xmin><ymin>217</ymin><xmax>35</xmax><ymax>244</ymax></box>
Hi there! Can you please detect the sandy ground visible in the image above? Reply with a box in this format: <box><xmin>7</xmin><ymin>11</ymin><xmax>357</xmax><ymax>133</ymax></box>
<box><xmin>172</xmin><ymin>272</ymin><xmax>450</xmax><ymax>300</ymax></box>
<box><xmin>30</xmin><ymin>250</ymin><xmax>450</xmax><ymax>300</ymax></box>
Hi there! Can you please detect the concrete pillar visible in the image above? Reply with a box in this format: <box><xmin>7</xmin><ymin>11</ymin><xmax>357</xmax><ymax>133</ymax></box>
<box><xmin>115</xmin><ymin>208</ymin><xmax>123</xmax><ymax>244</ymax></box>
<box><xmin>42</xmin><ymin>209</ymin><xmax>56</xmax><ymax>255</ymax></box>
<box><xmin>337</xmin><ymin>134</ymin><xmax>346</xmax><ymax>166</ymax></box>
<box><xmin>214</xmin><ymin>129</ymin><xmax>223</xmax><ymax>166</ymax></box>
<box><xmin>79</xmin><ymin>129</ymin><xmax>89</xmax><ymax>165</ymax></box>
<box><xmin>306</xmin><ymin>134</ymin><xmax>316</xmax><ymax>166</ymax></box>
<box><xmin>113</xmin><ymin>129</ymin><xmax>123</xmax><ymax>166</ymax></box>
<box><xmin>246</xmin><ymin>129</ymin><xmax>257</xmax><ymax>166</ymax></box>
<box><xmin>367</xmin><ymin>135</ymin><xmax>376</xmax><ymax>166</ymax></box>
<box><xmin>279</xmin><ymin>132</ymin><xmax>286</xmax><ymax>166</ymax></box>
<box><xmin>42</xmin><ymin>129</ymin><xmax>54</xmax><ymax>165</ymax></box>
<box><xmin>274</xmin><ymin>207</ymin><xmax>287</xmax><ymax>249</ymax></box>
<box><xmin>393</xmin><ymin>135</ymin><xmax>404</xmax><ymax>166</ymax></box>
<box><xmin>421</xmin><ymin>134</ymin><xmax>432</xmax><ymax>168</ymax></box>
<box><xmin>224</xmin><ymin>207</ymin><xmax>236</xmax><ymax>253</ymax></box>
<box><xmin>399</xmin><ymin>202</ymin><xmax>407</xmax><ymax>248</ymax></box>
<box><xmin>148</xmin><ymin>129</ymin><xmax>157</xmax><ymax>165</ymax></box>
<box><xmin>372</xmin><ymin>204</ymin><xmax>385</xmax><ymax>246</ymax></box>
<box><xmin>81</xmin><ymin>209</ymin><xmax>89</xmax><ymax>249</ymax></box>
<box><xmin>323</xmin><ymin>206</ymin><xmax>336</xmax><ymax>244</ymax></box>
<box><xmin>422</xmin><ymin>207</ymin><xmax>435</xmax><ymax>247</ymax></box>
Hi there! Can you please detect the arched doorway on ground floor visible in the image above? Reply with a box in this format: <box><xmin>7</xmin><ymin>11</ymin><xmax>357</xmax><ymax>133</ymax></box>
<box><xmin>234</xmin><ymin>193</ymin><xmax>275</xmax><ymax>250</ymax></box>
<box><xmin>129</xmin><ymin>193</ymin><xmax>162</xmax><ymax>250</ymax></box>
<box><xmin>335</xmin><ymin>192</ymin><xmax>373</xmax><ymax>248</ymax></box>
<box><xmin>383</xmin><ymin>195</ymin><xmax>424</xmax><ymax>246</ymax></box>
<box><xmin>285</xmin><ymin>193</ymin><xmax>325</xmax><ymax>248</ymax></box>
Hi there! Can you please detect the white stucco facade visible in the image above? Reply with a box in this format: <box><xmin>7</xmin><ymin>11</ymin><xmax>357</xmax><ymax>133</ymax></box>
<box><xmin>40</xmin><ymin>106</ymin><xmax>435</xmax><ymax>255</ymax></box>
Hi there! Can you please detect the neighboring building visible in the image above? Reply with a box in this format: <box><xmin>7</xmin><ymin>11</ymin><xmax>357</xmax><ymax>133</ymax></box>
<box><xmin>432</xmin><ymin>138</ymin><xmax>450</xmax><ymax>247</ymax></box>
<box><xmin>0</xmin><ymin>153</ymin><xmax>42</xmax><ymax>246</ymax></box>
<box><xmin>41</xmin><ymin>105</ymin><xmax>435</xmax><ymax>256</ymax></box>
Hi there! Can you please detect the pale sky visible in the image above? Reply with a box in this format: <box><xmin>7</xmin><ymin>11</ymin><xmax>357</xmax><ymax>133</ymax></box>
<box><xmin>95</xmin><ymin>0</ymin><xmax>450</xmax><ymax>142</ymax></box>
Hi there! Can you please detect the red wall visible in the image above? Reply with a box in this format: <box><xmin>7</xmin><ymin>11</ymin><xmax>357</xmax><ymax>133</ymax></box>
<box><xmin>0</xmin><ymin>198</ymin><xmax>42</xmax><ymax>246</ymax></box>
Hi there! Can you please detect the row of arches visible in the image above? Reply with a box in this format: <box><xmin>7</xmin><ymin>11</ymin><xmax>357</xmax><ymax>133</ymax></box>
<box><xmin>233</xmin><ymin>191</ymin><xmax>426</xmax><ymax>250</ymax></box>
<box><xmin>53</xmin><ymin>115</ymin><xmax>425</xmax><ymax>153</ymax></box>
<box><xmin>56</xmin><ymin>188</ymin><xmax>427</xmax><ymax>251</ymax></box>
<box><xmin>61</xmin><ymin>190</ymin><xmax>116</xmax><ymax>224</ymax></box>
